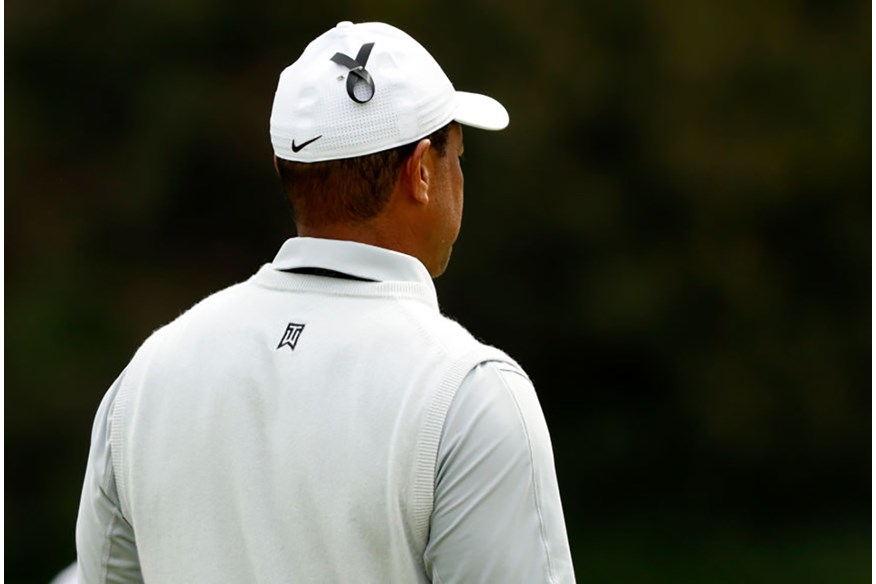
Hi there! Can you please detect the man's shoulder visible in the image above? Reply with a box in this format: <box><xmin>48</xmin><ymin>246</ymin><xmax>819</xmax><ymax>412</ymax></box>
<box><xmin>396</xmin><ymin>302</ymin><xmax>519</xmax><ymax>370</ymax></box>
<box><xmin>129</xmin><ymin>279</ymin><xmax>253</xmax><ymax>355</ymax></box>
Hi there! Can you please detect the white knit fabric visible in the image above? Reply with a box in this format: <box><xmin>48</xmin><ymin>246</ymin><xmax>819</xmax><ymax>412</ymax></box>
<box><xmin>105</xmin><ymin>241</ymin><xmax>519</xmax><ymax>582</ymax></box>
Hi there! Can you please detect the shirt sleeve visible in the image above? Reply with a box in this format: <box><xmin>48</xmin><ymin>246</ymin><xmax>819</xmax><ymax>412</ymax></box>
<box><xmin>424</xmin><ymin>361</ymin><xmax>576</xmax><ymax>583</ymax></box>
<box><xmin>76</xmin><ymin>372</ymin><xmax>144</xmax><ymax>583</ymax></box>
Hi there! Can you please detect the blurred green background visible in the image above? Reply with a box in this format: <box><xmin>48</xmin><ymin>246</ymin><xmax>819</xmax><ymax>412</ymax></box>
<box><xmin>5</xmin><ymin>0</ymin><xmax>870</xmax><ymax>581</ymax></box>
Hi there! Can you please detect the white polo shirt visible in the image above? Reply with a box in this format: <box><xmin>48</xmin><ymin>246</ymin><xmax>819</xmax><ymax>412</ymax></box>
<box><xmin>76</xmin><ymin>237</ymin><xmax>575</xmax><ymax>583</ymax></box>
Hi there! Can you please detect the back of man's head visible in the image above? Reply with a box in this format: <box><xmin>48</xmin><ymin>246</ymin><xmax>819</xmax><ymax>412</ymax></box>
<box><xmin>276</xmin><ymin>123</ymin><xmax>452</xmax><ymax>229</ymax></box>
<box><xmin>269</xmin><ymin>21</ymin><xmax>508</xmax><ymax>273</ymax></box>
<box><xmin>270</xmin><ymin>22</ymin><xmax>507</xmax><ymax>161</ymax></box>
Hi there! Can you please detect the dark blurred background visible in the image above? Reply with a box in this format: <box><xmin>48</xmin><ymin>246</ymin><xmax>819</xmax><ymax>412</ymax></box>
<box><xmin>5</xmin><ymin>0</ymin><xmax>870</xmax><ymax>581</ymax></box>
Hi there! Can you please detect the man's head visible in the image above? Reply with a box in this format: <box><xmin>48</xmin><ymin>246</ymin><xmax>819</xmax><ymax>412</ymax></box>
<box><xmin>270</xmin><ymin>21</ymin><xmax>507</xmax><ymax>277</ymax></box>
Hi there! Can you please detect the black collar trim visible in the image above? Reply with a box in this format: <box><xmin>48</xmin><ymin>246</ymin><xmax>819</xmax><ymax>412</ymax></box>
<box><xmin>282</xmin><ymin>267</ymin><xmax>377</xmax><ymax>282</ymax></box>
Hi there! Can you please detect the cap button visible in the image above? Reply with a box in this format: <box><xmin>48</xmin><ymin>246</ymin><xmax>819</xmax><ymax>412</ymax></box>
<box><xmin>336</xmin><ymin>21</ymin><xmax>353</xmax><ymax>28</ymax></box>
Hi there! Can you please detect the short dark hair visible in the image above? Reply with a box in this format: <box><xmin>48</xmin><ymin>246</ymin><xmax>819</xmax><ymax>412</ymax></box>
<box><xmin>277</xmin><ymin>123</ymin><xmax>453</xmax><ymax>228</ymax></box>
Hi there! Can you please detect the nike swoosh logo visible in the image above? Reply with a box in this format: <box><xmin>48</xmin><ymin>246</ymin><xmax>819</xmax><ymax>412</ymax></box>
<box><xmin>291</xmin><ymin>135</ymin><xmax>322</xmax><ymax>153</ymax></box>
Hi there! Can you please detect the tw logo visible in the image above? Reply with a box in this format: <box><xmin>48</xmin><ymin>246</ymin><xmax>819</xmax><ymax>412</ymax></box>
<box><xmin>277</xmin><ymin>323</ymin><xmax>306</xmax><ymax>352</ymax></box>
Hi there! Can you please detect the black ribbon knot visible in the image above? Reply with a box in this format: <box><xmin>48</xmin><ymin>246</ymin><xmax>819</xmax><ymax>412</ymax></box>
<box><xmin>330</xmin><ymin>42</ymin><xmax>376</xmax><ymax>104</ymax></box>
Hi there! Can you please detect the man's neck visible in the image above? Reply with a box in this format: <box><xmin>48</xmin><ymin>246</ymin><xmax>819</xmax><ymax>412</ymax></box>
<box><xmin>296</xmin><ymin>222</ymin><xmax>413</xmax><ymax>266</ymax></box>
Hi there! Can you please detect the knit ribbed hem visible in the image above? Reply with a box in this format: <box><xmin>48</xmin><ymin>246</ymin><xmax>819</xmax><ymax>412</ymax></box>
<box><xmin>410</xmin><ymin>347</ymin><xmax>523</xmax><ymax>538</ymax></box>
<box><xmin>111</xmin><ymin>372</ymin><xmax>133</xmax><ymax>524</ymax></box>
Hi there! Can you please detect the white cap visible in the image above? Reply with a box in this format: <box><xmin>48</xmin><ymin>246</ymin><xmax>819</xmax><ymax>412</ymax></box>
<box><xmin>270</xmin><ymin>21</ymin><xmax>509</xmax><ymax>163</ymax></box>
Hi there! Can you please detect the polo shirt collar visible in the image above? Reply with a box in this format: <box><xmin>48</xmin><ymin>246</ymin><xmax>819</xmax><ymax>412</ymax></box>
<box><xmin>270</xmin><ymin>237</ymin><xmax>434</xmax><ymax>287</ymax></box>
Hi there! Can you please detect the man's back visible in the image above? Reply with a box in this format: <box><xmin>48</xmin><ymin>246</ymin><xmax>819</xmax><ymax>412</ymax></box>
<box><xmin>81</xmin><ymin>239</ymin><xmax>534</xmax><ymax>582</ymax></box>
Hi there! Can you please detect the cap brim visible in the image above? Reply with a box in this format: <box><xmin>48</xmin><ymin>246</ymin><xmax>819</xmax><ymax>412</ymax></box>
<box><xmin>453</xmin><ymin>91</ymin><xmax>509</xmax><ymax>131</ymax></box>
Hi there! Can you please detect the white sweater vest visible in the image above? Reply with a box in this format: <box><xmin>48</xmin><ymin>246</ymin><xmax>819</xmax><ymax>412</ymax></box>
<box><xmin>110</xmin><ymin>264</ymin><xmax>518</xmax><ymax>582</ymax></box>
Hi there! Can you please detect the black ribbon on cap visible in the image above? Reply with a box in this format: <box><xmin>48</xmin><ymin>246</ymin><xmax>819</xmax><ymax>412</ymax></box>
<box><xmin>330</xmin><ymin>42</ymin><xmax>376</xmax><ymax>104</ymax></box>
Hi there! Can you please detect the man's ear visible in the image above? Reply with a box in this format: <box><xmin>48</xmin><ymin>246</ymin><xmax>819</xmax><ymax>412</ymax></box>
<box><xmin>273</xmin><ymin>155</ymin><xmax>280</xmax><ymax>176</ymax></box>
<box><xmin>403</xmin><ymin>138</ymin><xmax>432</xmax><ymax>204</ymax></box>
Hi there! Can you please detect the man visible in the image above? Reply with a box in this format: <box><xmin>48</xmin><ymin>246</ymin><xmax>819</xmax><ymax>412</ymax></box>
<box><xmin>77</xmin><ymin>21</ymin><xmax>575</xmax><ymax>583</ymax></box>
